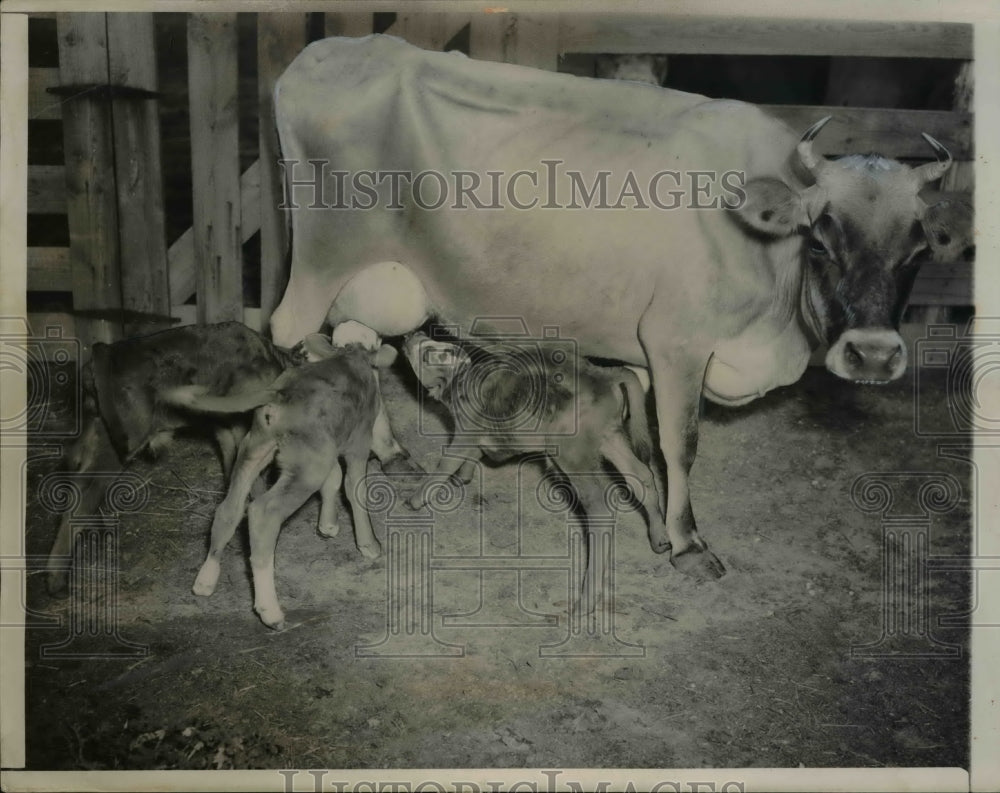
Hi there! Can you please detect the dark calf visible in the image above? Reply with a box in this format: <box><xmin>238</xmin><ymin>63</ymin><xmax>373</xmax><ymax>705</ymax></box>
<box><xmin>165</xmin><ymin>344</ymin><xmax>396</xmax><ymax>630</ymax></box>
<box><xmin>402</xmin><ymin>332</ymin><xmax>665</xmax><ymax>611</ymax></box>
<box><xmin>46</xmin><ymin>322</ymin><xmax>299</xmax><ymax>595</ymax></box>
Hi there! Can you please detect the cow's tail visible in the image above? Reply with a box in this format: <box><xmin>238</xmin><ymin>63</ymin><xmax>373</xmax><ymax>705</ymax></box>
<box><xmin>162</xmin><ymin>385</ymin><xmax>273</xmax><ymax>415</ymax></box>
<box><xmin>619</xmin><ymin>373</ymin><xmax>653</xmax><ymax>464</ymax></box>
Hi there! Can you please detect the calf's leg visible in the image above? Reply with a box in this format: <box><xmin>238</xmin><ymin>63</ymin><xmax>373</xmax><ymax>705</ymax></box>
<box><xmin>599</xmin><ymin>430</ymin><xmax>666</xmax><ymax>552</ymax></box>
<box><xmin>406</xmin><ymin>445</ymin><xmax>481</xmax><ymax>510</ymax></box>
<box><xmin>248</xmin><ymin>468</ymin><xmax>326</xmax><ymax>629</ymax></box>
<box><xmin>317</xmin><ymin>461</ymin><xmax>344</xmax><ymax>538</ymax></box>
<box><xmin>46</xmin><ymin>415</ymin><xmax>121</xmax><ymax>595</ymax></box>
<box><xmin>343</xmin><ymin>453</ymin><xmax>382</xmax><ymax>559</ymax></box>
<box><xmin>193</xmin><ymin>432</ymin><xmax>276</xmax><ymax>597</ymax></box>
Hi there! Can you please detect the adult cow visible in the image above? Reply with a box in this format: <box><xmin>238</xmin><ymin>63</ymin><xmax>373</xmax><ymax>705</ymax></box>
<box><xmin>270</xmin><ymin>35</ymin><xmax>970</xmax><ymax>581</ymax></box>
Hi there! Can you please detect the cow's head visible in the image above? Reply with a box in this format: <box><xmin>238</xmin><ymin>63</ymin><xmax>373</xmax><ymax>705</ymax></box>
<box><xmin>732</xmin><ymin>117</ymin><xmax>973</xmax><ymax>384</ymax></box>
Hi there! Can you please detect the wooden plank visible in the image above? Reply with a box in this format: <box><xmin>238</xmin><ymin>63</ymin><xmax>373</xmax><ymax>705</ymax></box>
<box><xmin>557</xmin><ymin>16</ymin><xmax>972</xmax><ymax>59</ymax></box>
<box><xmin>324</xmin><ymin>12</ymin><xmax>374</xmax><ymax>38</ymax></box>
<box><xmin>470</xmin><ymin>13</ymin><xmax>559</xmax><ymax>70</ymax></box>
<box><xmin>941</xmin><ymin>63</ymin><xmax>974</xmax><ymax>193</ymax></box>
<box><xmin>168</xmin><ymin>161</ymin><xmax>260</xmax><ymax>306</ymax></box>
<box><xmin>27</xmin><ymin>164</ymin><xmax>66</xmax><ymax>214</ymax></box>
<box><xmin>27</xmin><ymin>313</ymin><xmax>76</xmax><ymax>353</ymax></box>
<box><xmin>763</xmin><ymin>106</ymin><xmax>971</xmax><ymax>160</ymax></box>
<box><xmin>107</xmin><ymin>13</ymin><xmax>170</xmax><ymax>338</ymax></box>
<box><xmin>187</xmin><ymin>13</ymin><xmax>243</xmax><ymax>324</ymax></box>
<box><xmin>387</xmin><ymin>13</ymin><xmax>470</xmax><ymax>51</ymax></box>
<box><xmin>57</xmin><ymin>12</ymin><xmax>121</xmax><ymax>352</ymax></box>
<box><xmin>257</xmin><ymin>13</ymin><xmax>308</xmax><ymax>332</ymax></box>
<box><xmin>27</xmin><ymin>247</ymin><xmax>71</xmax><ymax>291</ymax></box>
<box><xmin>909</xmin><ymin>262</ymin><xmax>972</xmax><ymax>306</ymax></box>
<box><xmin>28</xmin><ymin>67</ymin><xmax>61</xmax><ymax>120</ymax></box>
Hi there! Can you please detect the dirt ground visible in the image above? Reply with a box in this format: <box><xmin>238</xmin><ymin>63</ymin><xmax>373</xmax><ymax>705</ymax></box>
<box><xmin>22</xmin><ymin>356</ymin><xmax>970</xmax><ymax>771</ymax></box>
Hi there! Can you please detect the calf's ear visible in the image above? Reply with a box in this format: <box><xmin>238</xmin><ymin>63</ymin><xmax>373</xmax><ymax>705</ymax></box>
<box><xmin>727</xmin><ymin>177</ymin><xmax>803</xmax><ymax>238</ymax></box>
<box><xmin>921</xmin><ymin>199</ymin><xmax>974</xmax><ymax>265</ymax></box>
<box><xmin>302</xmin><ymin>332</ymin><xmax>337</xmax><ymax>362</ymax></box>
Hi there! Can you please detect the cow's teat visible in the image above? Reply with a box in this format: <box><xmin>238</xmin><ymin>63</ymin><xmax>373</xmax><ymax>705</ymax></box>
<box><xmin>826</xmin><ymin>328</ymin><xmax>906</xmax><ymax>384</ymax></box>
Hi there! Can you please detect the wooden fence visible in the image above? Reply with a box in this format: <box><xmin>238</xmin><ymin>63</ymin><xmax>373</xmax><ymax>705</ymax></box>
<box><xmin>24</xmin><ymin>11</ymin><xmax>974</xmax><ymax>355</ymax></box>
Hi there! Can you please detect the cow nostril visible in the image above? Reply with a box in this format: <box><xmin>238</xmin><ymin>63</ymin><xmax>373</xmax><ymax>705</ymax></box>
<box><xmin>845</xmin><ymin>342</ymin><xmax>864</xmax><ymax>369</ymax></box>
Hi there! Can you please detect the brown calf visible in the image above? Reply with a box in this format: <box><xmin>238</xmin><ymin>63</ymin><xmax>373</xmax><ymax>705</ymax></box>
<box><xmin>46</xmin><ymin>322</ymin><xmax>299</xmax><ymax>595</ymax></box>
<box><xmin>165</xmin><ymin>344</ymin><xmax>396</xmax><ymax>630</ymax></box>
<box><xmin>402</xmin><ymin>331</ymin><xmax>665</xmax><ymax>611</ymax></box>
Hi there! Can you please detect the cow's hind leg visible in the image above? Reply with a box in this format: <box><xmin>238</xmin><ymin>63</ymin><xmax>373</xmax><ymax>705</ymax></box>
<box><xmin>248</xmin><ymin>468</ymin><xmax>324</xmax><ymax>629</ymax></box>
<box><xmin>318</xmin><ymin>461</ymin><xmax>344</xmax><ymax>538</ymax></box>
<box><xmin>599</xmin><ymin>430</ymin><xmax>667</xmax><ymax>553</ymax></box>
<box><xmin>343</xmin><ymin>454</ymin><xmax>382</xmax><ymax>559</ymax></box>
<box><xmin>193</xmin><ymin>432</ymin><xmax>275</xmax><ymax>597</ymax></box>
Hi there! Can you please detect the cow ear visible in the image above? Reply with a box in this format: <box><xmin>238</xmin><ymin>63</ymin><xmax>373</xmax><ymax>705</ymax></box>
<box><xmin>727</xmin><ymin>177</ymin><xmax>803</xmax><ymax>237</ymax></box>
<box><xmin>921</xmin><ymin>199</ymin><xmax>975</xmax><ymax>265</ymax></box>
<box><xmin>372</xmin><ymin>343</ymin><xmax>398</xmax><ymax>369</ymax></box>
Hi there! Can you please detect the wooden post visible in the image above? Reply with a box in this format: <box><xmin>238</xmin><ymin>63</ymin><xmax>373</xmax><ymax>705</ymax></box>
<box><xmin>257</xmin><ymin>13</ymin><xmax>308</xmax><ymax>333</ymax></box>
<box><xmin>912</xmin><ymin>61</ymin><xmax>974</xmax><ymax>325</ymax></box>
<box><xmin>187</xmin><ymin>13</ymin><xmax>243</xmax><ymax>324</ymax></box>
<box><xmin>324</xmin><ymin>12</ymin><xmax>373</xmax><ymax>38</ymax></box>
<box><xmin>57</xmin><ymin>13</ymin><xmax>121</xmax><ymax>352</ymax></box>
<box><xmin>470</xmin><ymin>13</ymin><xmax>559</xmax><ymax>70</ymax></box>
<box><xmin>106</xmin><ymin>13</ymin><xmax>169</xmax><ymax>338</ymax></box>
<box><xmin>389</xmin><ymin>13</ymin><xmax>469</xmax><ymax>51</ymax></box>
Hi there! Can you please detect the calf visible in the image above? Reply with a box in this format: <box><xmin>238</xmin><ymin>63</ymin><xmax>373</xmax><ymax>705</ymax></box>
<box><xmin>46</xmin><ymin>322</ymin><xmax>298</xmax><ymax>595</ymax></box>
<box><xmin>165</xmin><ymin>344</ymin><xmax>396</xmax><ymax>630</ymax></box>
<box><xmin>402</xmin><ymin>332</ymin><xmax>665</xmax><ymax>610</ymax></box>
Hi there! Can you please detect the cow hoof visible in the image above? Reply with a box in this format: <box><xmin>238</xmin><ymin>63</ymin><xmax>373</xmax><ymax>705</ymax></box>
<box><xmin>670</xmin><ymin>546</ymin><xmax>726</xmax><ymax>582</ymax></box>
<box><xmin>357</xmin><ymin>540</ymin><xmax>383</xmax><ymax>560</ymax></box>
<box><xmin>381</xmin><ymin>453</ymin><xmax>425</xmax><ymax>476</ymax></box>
<box><xmin>648</xmin><ymin>534</ymin><xmax>672</xmax><ymax>555</ymax></box>
<box><xmin>46</xmin><ymin>572</ymin><xmax>69</xmax><ymax>598</ymax></box>
<box><xmin>318</xmin><ymin>522</ymin><xmax>341</xmax><ymax>538</ymax></box>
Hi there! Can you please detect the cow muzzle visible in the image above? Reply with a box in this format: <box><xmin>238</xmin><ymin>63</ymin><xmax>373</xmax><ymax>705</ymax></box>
<box><xmin>826</xmin><ymin>328</ymin><xmax>907</xmax><ymax>384</ymax></box>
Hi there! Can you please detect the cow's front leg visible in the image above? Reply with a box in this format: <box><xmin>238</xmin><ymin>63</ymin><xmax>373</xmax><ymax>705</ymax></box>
<box><xmin>641</xmin><ymin>338</ymin><xmax>726</xmax><ymax>582</ymax></box>
<box><xmin>269</xmin><ymin>281</ymin><xmax>337</xmax><ymax>349</ymax></box>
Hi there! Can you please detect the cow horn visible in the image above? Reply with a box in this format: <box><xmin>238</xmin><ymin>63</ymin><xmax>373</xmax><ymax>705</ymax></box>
<box><xmin>912</xmin><ymin>133</ymin><xmax>953</xmax><ymax>186</ymax></box>
<box><xmin>796</xmin><ymin>116</ymin><xmax>832</xmax><ymax>179</ymax></box>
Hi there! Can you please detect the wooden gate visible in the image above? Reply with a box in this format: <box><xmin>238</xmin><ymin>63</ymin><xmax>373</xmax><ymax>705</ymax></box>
<box><xmin>22</xmin><ymin>11</ymin><xmax>974</xmax><ymax>356</ymax></box>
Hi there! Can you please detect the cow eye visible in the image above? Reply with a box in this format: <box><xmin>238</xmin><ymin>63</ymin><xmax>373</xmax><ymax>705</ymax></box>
<box><xmin>808</xmin><ymin>239</ymin><xmax>829</xmax><ymax>257</ymax></box>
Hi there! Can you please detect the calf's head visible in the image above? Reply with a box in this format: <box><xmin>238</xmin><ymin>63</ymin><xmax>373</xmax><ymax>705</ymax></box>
<box><xmin>402</xmin><ymin>333</ymin><xmax>469</xmax><ymax>401</ymax></box>
<box><xmin>732</xmin><ymin>117</ymin><xmax>973</xmax><ymax>384</ymax></box>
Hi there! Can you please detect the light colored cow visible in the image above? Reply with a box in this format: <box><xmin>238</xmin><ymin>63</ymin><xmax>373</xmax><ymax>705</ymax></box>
<box><xmin>270</xmin><ymin>35</ymin><xmax>971</xmax><ymax>581</ymax></box>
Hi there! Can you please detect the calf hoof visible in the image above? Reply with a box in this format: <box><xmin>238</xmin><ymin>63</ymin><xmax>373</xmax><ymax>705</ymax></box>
<box><xmin>46</xmin><ymin>571</ymin><xmax>69</xmax><ymax>598</ymax></box>
<box><xmin>318</xmin><ymin>522</ymin><xmax>341</xmax><ymax>538</ymax></box>
<box><xmin>648</xmin><ymin>533</ymin><xmax>672</xmax><ymax>555</ymax></box>
<box><xmin>192</xmin><ymin>578</ymin><xmax>217</xmax><ymax>597</ymax></box>
<box><xmin>256</xmin><ymin>606</ymin><xmax>286</xmax><ymax>631</ymax></box>
<box><xmin>381</xmin><ymin>452</ymin><xmax>425</xmax><ymax>476</ymax></box>
<box><xmin>405</xmin><ymin>495</ymin><xmax>425</xmax><ymax>511</ymax></box>
<box><xmin>357</xmin><ymin>539</ymin><xmax>383</xmax><ymax>560</ymax></box>
<box><xmin>192</xmin><ymin>560</ymin><xmax>221</xmax><ymax>597</ymax></box>
<box><xmin>670</xmin><ymin>546</ymin><xmax>726</xmax><ymax>582</ymax></box>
